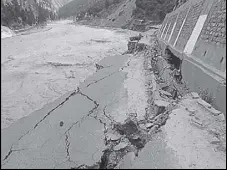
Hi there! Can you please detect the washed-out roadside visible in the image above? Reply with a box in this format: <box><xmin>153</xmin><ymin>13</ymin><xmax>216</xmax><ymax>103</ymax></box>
<box><xmin>1</xmin><ymin>23</ymin><xmax>226</xmax><ymax>169</ymax></box>
<box><xmin>73</xmin><ymin>33</ymin><xmax>226</xmax><ymax>169</ymax></box>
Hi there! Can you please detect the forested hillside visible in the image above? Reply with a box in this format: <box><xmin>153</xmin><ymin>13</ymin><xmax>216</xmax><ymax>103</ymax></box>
<box><xmin>132</xmin><ymin>0</ymin><xmax>176</xmax><ymax>22</ymax></box>
<box><xmin>58</xmin><ymin>0</ymin><xmax>176</xmax><ymax>24</ymax></box>
<box><xmin>51</xmin><ymin>0</ymin><xmax>72</xmax><ymax>9</ymax></box>
<box><xmin>1</xmin><ymin>0</ymin><xmax>71</xmax><ymax>29</ymax></box>
<box><xmin>58</xmin><ymin>0</ymin><xmax>123</xmax><ymax>19</ymax></box>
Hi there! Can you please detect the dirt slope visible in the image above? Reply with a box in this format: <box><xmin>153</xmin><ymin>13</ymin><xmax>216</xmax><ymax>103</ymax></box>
<box><xmin>74</xmin><ymin>0</ymin><xmax>176</xmax><ymax>31</ymax></box>
<box><xmin>101</xmin><ymin>0</ymin><xmax>136</xmax><ymax>28</ymax></box>
<box><xmin>76</xmin><ymin>0</ymin><xmax>136</xmax><ymax>29</ymax></box>
<box><xmin>58</xmin><ymin>0</ymin><xmax>103</xmax><ymax>18</ymax></box>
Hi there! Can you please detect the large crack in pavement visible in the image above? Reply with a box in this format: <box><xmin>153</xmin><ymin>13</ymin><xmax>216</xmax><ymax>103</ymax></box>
<box><xmin>65</xmin><ymin>133</ymin><xmax>71</xmax><ymax>159</ymax></box>
<box><xmin>71</xmin><ymin>109</ymin><xmax>172</xmax><ymax>169</ymax></box>
<box><xmin>1</xmin><ymin>88</ymin><xmax>77</xmax><ymax>166</ymax></box>
<box><xmin>33</xmin><ymin>89</ymin><xmax>79</xmax><ymax>130</ymax></box>
<box><xmin>70</xmin><ymin>44</ymin><xmax>179</xmax><ymax>169</ymax></box>
<box><xmin>86</xmin><ymin>71</ymin><xmax>119</xmax><ymax>88</ymax></box>
<box><xmin>3</xmin><ymin>31</ymin><xmax>226</xmax><ymax>169</ymax></box>
<box><xmin>1</xmin><ymin>69</ymin><xmax>117</xmax><ymax>167</ymax></box>
<box><xmin>1</xmin><ymin>87</ymin><xmax>80</xmax><ymax>165</ymax></box>
<box><xmin>81</xmin><ymin>35</ymin><xmax>191</xmax><ymax>169</ymax></box>
<box><xmin>2</xmin><ymin>50</ymin><xmax>130</xmax><ymax>167</ymax></box>
<box><xmin>1</xmin><ymin>147</ymin><xmax>28</xmax><ymax>167</ymax></box>
<box><xmin>2</xmin><ymin>37</ymin><xmax>181</xmax><ymax>169</ymax></box>
<box><xmin>63</xmin><ymin>87</ymin><xmax>100</xmax><ymax>163</ymax></box>
<box><xmin>2</xmin><ymin>36</ymin><xmax>180</xmax><ymax>169</ymax></box>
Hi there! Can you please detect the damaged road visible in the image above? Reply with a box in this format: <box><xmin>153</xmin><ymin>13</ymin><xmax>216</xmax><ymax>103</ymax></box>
<box><xmin>1</xmin><ymin>32</ymin><xmax>226</xmax><ymax>169</ymax></box>
<box><xmin>1</xmin><ymin>54</ymin><xmax>132</xmax><ymax>169</ymax></box>
<box><xmin>1</xmin><ymin>43</ymin><xmax>171</xmax><ymax>169</ymax></box>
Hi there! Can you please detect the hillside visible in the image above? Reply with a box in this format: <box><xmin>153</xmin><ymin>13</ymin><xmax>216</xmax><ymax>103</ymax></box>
<box><xmin>132</xmin><ymin>0</ymin><xmax>176</xmax><ymax>22</ymax></box>
<box><xmin>51</xmin><ymin>0</ymin><xmax>72</xmax><ymax>9</ymax></box>
<box><xmin>1</xmin><ymin>0</ymin><xmax>71</xmax><ymax>29</ymax></box>
<box><xmin>58</xmin><ymin>0</ymin><xmax>176</xmax><ymax>31</ymax></box>
<box><xmin>58</xmin><ymin>0</ymin><xmax>123</xmax><ymax>19</ymax></box>
<box><xmin>97</xmin><ymin>0</ymin><xmax>136</xmax><ymax>28</ymax></box>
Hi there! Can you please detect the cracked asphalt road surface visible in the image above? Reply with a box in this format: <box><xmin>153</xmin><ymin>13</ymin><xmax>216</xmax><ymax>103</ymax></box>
<box><xmin>1</xmin><ymin>20</ymin><xmax>138</xmax><ymax>129</ymax></box>
<box><xmin>1</xmin><ymin>53</ymin><xmax>131</xmax><ymax>168</ymax></box>
<box><xmin>2</xmin><ymin>21</ymin><xmax>226</xmax><ymax>169</ymax></box>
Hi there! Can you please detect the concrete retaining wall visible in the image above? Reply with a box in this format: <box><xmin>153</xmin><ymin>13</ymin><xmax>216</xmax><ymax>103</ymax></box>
<box><xmin>157</xmin><ymin>0</ymin><xmax>226</xmax><ymax>115</ymax></box>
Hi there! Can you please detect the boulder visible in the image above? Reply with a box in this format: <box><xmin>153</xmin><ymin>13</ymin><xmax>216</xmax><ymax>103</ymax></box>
<box><xmin>127</xmin><ymin>41</ymin><xmax>137</xmax><ymax>53</ymax></box>
<box><xmin>106</xmin><ymin>133</ymin><xmax>121</xmax><ymax>141</ymax></box>
<box><xmin>153</xmin><ymin>100</ymin><xmax>170</xmax><ymax>115</ymax></box>
<box><xmin>114</xmin><ymin>142</ymin><xmax>128</xmax><ymax>151</ymax></box>
<box><xmin>129</xmin><ymin>34</ymin><xmax>143</xmax><ymax>41</ymax></box>
<box><xmin>208</xmin><ymin>107</ymin><xmax>221</xmax><ymax>116</ymax></box>
<box><xmin>197</xmin><ymin>99</ymin><xmax>212</xmax><ymax>108</ymax></box>
<box><xmin>191</xmin><ymin>92</ymin><xmax>200</xmax><ymax>99</ymax></box>
<box><xmin>159</xmin><ymin>90</ymin><xmax>172</xmax><ymax>97</ymax></box>
<box><xmin>145</xmin><ymin>123</ymin><xmax>154</xmax><ymax>129</ymax></box>
<box><xmin>148</xmin><ymin>125</ymin><xmax>159</xmax><ymax>134</ymax></box>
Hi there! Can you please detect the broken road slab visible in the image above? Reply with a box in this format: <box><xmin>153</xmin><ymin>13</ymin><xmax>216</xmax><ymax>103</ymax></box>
<box><xmin>1</xmin><ymin>32</ymin><xmax>226</xmax><ymax>169</ymax></box>
<box><xmin>1</xmin><ymin>54</ymin><xmax>130</xmax><ymax>169</ymax></box>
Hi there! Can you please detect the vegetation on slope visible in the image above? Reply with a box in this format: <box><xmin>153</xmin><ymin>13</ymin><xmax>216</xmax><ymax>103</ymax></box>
<box><xmin>1</xmin><ymin>0</ymin><xmax>57</xmax><ymax>29</ymax></box>
<box><xmin>58</xmin><ymin>0</ymin><xmax>98</xmax><ymax>19</ymax></box>
<box><xmin>51</xmin><ymin>0</ymin><xmax>72</xmax><ymax>10</ymax></box>
<box><xmin>132</xmin><ymin>0</ymin><xmax>176</xmax><ymax>22</ymax></box>
<box><xmin>58</xmin><ymin>0</ymin><xmax>176</xmax><ymax>26</ymax></box>
<box><xmin>58</xmin><ymin>0</ymin><xmax>123</xmax><ymax>19</ymax></box>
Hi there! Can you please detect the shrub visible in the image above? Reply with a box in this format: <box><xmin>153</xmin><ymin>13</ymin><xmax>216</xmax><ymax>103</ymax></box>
<box><xmin>198</xmin><ymin>88</ymin><xmax>215</xmax><ymax>105</ymax></box>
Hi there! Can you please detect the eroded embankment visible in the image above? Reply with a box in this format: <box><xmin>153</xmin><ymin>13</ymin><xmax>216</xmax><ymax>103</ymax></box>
<box><xmin>2</xmin><ymin>29</ymin><xmax>225</xmax><ymax>169</ymax></box>
<box><xmin>71</xmin><ymin>34</ymin><xmax>187</xmax><ymax>169</ymax></box>
<box><xmin>73</xmin><ymin>32</ymin><xmax>225</xmax><ymax>169</ymax></box>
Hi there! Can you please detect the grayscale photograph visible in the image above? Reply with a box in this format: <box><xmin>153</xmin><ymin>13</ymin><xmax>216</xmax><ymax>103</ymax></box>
<box><xmin>1</xmin><ymin>0</ymin><xmax>226</xmax><ymax>169</ymax></box>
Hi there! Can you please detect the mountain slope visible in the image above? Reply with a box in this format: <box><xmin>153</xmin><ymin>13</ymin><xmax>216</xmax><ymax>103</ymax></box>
<box><xmin>133</xmin><ymin>0</ymin><xmax>176</xmax><ymax>22</ymax></box>
<box><xmin>1</xmin><ymin>0</ymin><xmax>72</xmax><ymax>29</ymax></box>
<box><xmin>1</xmin><ymin>0</ymin><xmax>57</xmax><ymax>29</ymax></box>
<box><xmin>58</xmin><ymin>0</ymin><xmax>176</xmax><ymax>30</ymax></box>
<box><xmin>58</xmin><ymin>0</ymin><xmax>103</xmax><ymax>19</ymax></box>
<box><xmin>100</xmin><ymin>0</ymin><xmax>136</xmax><ymax>28</ymax></box>
<box><xmin>51</xmin><ymin>0</ymin><xmax>72</xmax><ymax>9</ymax></box>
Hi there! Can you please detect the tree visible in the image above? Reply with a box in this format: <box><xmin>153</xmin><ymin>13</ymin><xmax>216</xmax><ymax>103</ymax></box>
<box><xmin>1</xmin><ymin>0</ymin><xmax>57</xmax><ymax>28</ymax></box>
<box><xmin>37</xmin><ymin>4</ymin><xmax>48</xmax><ymax>24</ymax></box>
<box><xmin>20</xmin><ymin>8</ymin><xmax>27</xmax><ymax>24</ymax></box>
<box><xmin>105</xmin><ymin>0</ymin><xmax>110</xmax><ymax>9</ymax></box>
<box><xmin>27</xmin><ymin>6</ymin><xmax>36</xmax><ymax>25</ymax></box>
<box><xmin>1</xmin><ymin>1</ymin><xmax>8</xmax><ymax>25</ymax></box>
<box><xmin>11</xmin><ymin>0</ymin><xmax>21</xmax><ymax>21</ymax></box>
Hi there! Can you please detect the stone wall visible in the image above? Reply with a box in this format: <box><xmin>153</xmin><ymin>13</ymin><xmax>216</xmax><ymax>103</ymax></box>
<box><xmin>175</xmin><ymin>0</ymin><xmax>205</xmax><ymax>51</ymax></box>
<box><xmin>157</xmin><ymin>0</ymin><xmax>226</xmax><ymax>114</ymax></box>
<box><xmin>200</xmin><ymin>0</ymin><xmax>226</xmax><ymax>46</ymax></box>
<box><xmin>192</xmin><ymin>0</ymin><xmax>226</xmax><ymax>72</ymax></box>
<box><xmin>159</xmin><ymin>17</ymin><xmax>168</xmax><ymax>38</ymax></box>
<box><xmin>164</xmin><ymin>14</ymin><xmax>178</xmax><ymax>42</ymax></box>
<box><xmin>162</xmin><ymin>19</ymin><xmax>171</xmax><ymax>39</ymax></box>
<box><xmin>169</xmin><ymin>7</ymin><xmax>189</xmax><ymax>45</ymax></box>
